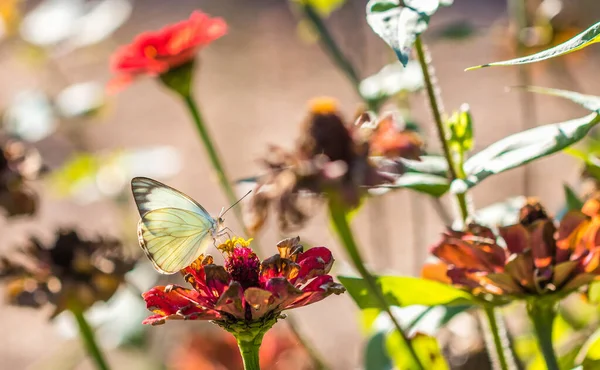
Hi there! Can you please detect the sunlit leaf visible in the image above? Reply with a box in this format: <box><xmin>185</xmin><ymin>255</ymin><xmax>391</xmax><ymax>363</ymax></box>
<box><xmin>454</xmin><ymin>113</ymin><xmax>600</xmax><ymax>192</ymax></box>
<box><xmin>371</xmin><ymin>172</ymin><xmax>449</xmax><ymax>197</ymax></box>
<box><xmin>359</xmin><ymin>61</ymin><xmax>423</xmax><ymax>103</ymax></box>
<box><xmin>398</xmin><ymin>156</ymin><xmax>449</xmax><ymax>176</ymax></box>
<box><xmin>466</xmin><ymin>20</ymin><xmax>600</xmax><ymax>70</ymax></box>
<box><xmin>338</xmin><ymin>275</ymin><xmax>475</xmax><ymax>309</ymax></box>
<box><xmin>520</xmin><ymin>86</ymin><xmax>600</xmax><ymax>113</ymax></box>
<box><xmin>366</xmin><ymin>0</ymin><xmax>453</xmax><ymax>66</ymax></box>
<box><xmin>387</xmin><ymin>332</ymin><xmax>448</xmax><ymax>370</ymax></box>
<box><xmin>294</xmin><ymin>0</ymin><xmax>346</xmax><ymax>17</ymax></box>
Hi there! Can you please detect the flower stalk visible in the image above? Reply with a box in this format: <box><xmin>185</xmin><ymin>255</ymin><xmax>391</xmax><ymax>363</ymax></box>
<box><xmin>414</xmin><ymin>36</ymin><xmax>469</xmax><ymax>224</ymax></box>
<box><xmin>71</xmin><ymin>307</ymin><xmax>110</xmax><ymax>370</ymax></box>
<box><xmin>482</xmin><ymin>306</ymin><xmax>511</xmax><ymax>370</ymax></box>
<box><xmin>328</xmin><ymin>196</ymin><xmax>424</xmax><ymax>370</ymax></box>
<box><xmin>527</xmin><ymin>300</ymin><xmax>559</xmax><ymax>370</ymax></box>
<box><xmin>237</xmin><ymin>338</ymin><xmax>262</xmax><ymax>370</ymax></box>
<box><xmin>300</xmin><ymin>3</ymin><xmax>379</xmax><ymax>112</ymax></box>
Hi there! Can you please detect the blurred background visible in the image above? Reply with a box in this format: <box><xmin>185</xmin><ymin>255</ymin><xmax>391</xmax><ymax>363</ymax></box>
<box><xmin>2</xmin><ymin>0</ymin><xmax>600</xmax><ymax>369</ymax></box>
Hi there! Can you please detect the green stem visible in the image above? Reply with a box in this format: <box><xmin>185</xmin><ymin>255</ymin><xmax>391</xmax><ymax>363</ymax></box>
<box><xmin>301</xmin><ymin>3</ymin><xmax>378</xmax><ymax>111</ymax></box>
<box><xmin>527</xmin><ymin>300</ymin><xmax>559</xmax><ymax>370</ymax></box>
<box><xmin>328</xmin><ymin>198</ymin><xmax>424</xmax><ymax>370</ymax></box>
<box><xmin>237</xmin><ymin>338</ymin><xmax>262</xmax><ymax>370</ymax></box>
<box><xmin>483</xmin><ymin>306</ymin><xmax>511</xmax><ymax>370</ymax></box>
<box><xmin>71</xmin><ymin>308</ymin><xmax>110</xmax><ymax>370</ymax></box>
<box><xmin>414</xmin><ymin>36</ymin><xmax>469</xmax><ymax>224</ymax></box>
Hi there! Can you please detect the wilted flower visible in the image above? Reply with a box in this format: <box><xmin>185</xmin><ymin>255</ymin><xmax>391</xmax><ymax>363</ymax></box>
<box><xmin>248</xmin><ymin>97</ymin><xmax>422</xmax><ymax>233</ymax></box>
<box><xmin>0</xmin><ymin>229</ymin><xmax>134</xmax><ymax>316</ymax></box>
<box><xmin>0</xmin><ymin>138</ymin><xmax>44</xmax><ymax>216</ymax></box>
<box><xmin>108</xmin><ymin>11</ymin><xmax>227</xmax><ymax>93</ymax></box>
<box><xmin>422</xmin><ymin>198</ymin><xmax>600</xmax><ymax>303</ymax></box>
<box><xmin>143</xmin><ymin>237</ymin><xmax>344</xmax><ymax>339</ymax></box>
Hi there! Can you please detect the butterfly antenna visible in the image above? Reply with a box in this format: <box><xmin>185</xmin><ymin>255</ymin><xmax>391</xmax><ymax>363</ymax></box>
<box><xmin>220</xmin><ymin>190</ymin><xmax>252</xmax><ymax>218</ymax></box>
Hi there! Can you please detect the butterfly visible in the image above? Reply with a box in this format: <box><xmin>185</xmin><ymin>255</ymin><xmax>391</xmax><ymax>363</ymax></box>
<box><xmin>131</xmin><ymin>177</ymin><xmax>233</xmax><ymax>274</ymax></box>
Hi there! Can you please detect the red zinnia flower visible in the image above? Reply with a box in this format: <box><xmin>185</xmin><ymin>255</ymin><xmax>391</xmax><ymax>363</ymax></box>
<box><xmin>108</xmin><ymin>11</ymin><xmax>227</xmax><ymax>93</ymax></box>
<box><xmin>142</xmin><ymin>237</ymin><xmax>344</xmax><ymax>329</ymax></box>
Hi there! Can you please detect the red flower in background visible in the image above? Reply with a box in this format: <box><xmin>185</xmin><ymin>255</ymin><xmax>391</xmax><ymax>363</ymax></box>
<box><xmin>142</xmin><ymin>237</ymin><xmax>344</xmax><ymax>327</ymax></box>
<box><xmin>422</xmin><ymin>198</ymin><xmax>600</xmax><ymax>302</ymax></box>
<box><xmin>108</xmin><ymin>11</ymin><xmax>227</xmax><ymax>92</ymax></box>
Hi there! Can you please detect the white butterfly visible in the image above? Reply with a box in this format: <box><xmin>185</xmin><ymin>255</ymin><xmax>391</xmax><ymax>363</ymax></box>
<box><xmin>131</xmin><ymin>177</ymin><xmax>229</xmax><ymax>274</ymax></box>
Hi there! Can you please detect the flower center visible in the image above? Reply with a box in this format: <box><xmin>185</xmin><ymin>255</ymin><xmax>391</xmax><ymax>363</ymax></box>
<box><xmin>224</xmin><ymin>247</ymin><xmax>260</xmax><ymax>290</ymax></box>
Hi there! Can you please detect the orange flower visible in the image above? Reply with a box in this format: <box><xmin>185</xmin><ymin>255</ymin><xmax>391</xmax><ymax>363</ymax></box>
<box><xmin>108</xmin><ymin>11</ymin><xmax>227</xmax><ymax>93</ymax></box>
<box><xmin>423</xmin><ymin>198</ymin><xmax>600</xmax><ymax>303</ymax></box>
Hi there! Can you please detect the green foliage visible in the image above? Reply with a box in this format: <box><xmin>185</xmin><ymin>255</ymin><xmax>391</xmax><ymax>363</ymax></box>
<box><xmin>366</xmin><ymin>0</ymin><xmax>453</xmax><ymax>66</ymax></box>
<box><xmin>365</xmin><ymin>332</ymin><xmax>394</xmax><ymax>370</ymax></box>
<box><xmin>563</xmin><ymin>185</ymin><xmax>584</xmax><ymax>212</ymax></box>
<box><xmin>452</xmin><ymin>113</ymin><xmax>600</xmax><ymax>193</ymax></box>
<box><xmin>374</xmin><ymin>173</ymin><xmax>449</xmax><ymax>197</ymax></box>
<box><xmin>447</xmin><ymin>103</ymin><xmax>474</xmax><ymax>154</ymax></box>
<box><xmin>293</xmin><ymin>0</ymin><xmax>347</xmax><ymax>17</ymax></box>
<box><xmin>522</xmin><ymin>86</ymin><xmax>600</xmax><ymax>113</ymax></box>
<box><xmin>466</xmin><ymin>20</ymin><xmax>600</xmax><ymax>70</ymax></box>
<box><xmin>359</xmin><ymin>61</ymin><xmax>423</xmax><ymax>105</ymax></box>
<box><xmin>338</xmin><ymin>275</ymin><xmax>475</xmax><ymax>309</ymax></box>
<box><xmin>386</xmin><ymin>332</ymin><xmax>448</xmax><ymax>370</ymax></box>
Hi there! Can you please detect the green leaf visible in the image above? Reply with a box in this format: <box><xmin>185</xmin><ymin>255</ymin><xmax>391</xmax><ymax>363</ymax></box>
<box><xmin>454</xmin><ymin>113</ymin><xmax>600</xmax><ymax>192</ymax></box>
<box><xmin>399</xmin><ymin>155</ymin><xmax>449</xmax><ymax>176</ymax></box>
<box><xmin>520</xmin><ymin>86</ymin><xmax>600</xmax><ymax>113</ymax></box>
<box><xmin>466</xmin><ymin>20</ymin><xmax>600</xmax><ymax>70</ymax></box>
<box><xmin>294</xmin><ymin>0</ymin><xmax>347</xmax><ymax>16</ymax></box>
<box><xmin>365</xmin><ymin>332</ymin><xmax>394</xmax><ymax>370</ymax></box>
<box><xmin>447</xmin><ymin>103</ymin><xmax>474</xmax><ymax>153</ymax></box>
<box><xmin>366</xmin><ymin>0</ymin><xmax>453</xmax><ymax>66</ymax></box>
<box><xmin>338</xmin><ymin>275</ymin><xmax>475</xmax><ymax>309</ymax></box>
<box><xmin>563</xmin><ymin>184</ymin><xmax>584</xmax><ymax>212</ymax></box>
<box><xmin>588</xmin><ymin>281</ymin><xmax>600</xmax><ymax>305</ymax></box>
<box><xmin>386</xmin><ymin>332</ymin><xmax>449</xmax><ymax>370</ymax></box>
<box><xmin>359</xmin><ymin>61</ymin><xmax>424</xmax><ymax>103</ymax></box>
<box><xmin>373</xmin><ymin>173</ymin><xmax>450</xmax><ymax>197</ymax></box>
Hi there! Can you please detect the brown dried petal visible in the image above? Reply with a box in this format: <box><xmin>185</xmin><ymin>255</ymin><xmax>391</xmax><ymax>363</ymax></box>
<box><xmin>499</xmin><ymin>224</ymin><xmax>529</xmax><ymax>255</ymax></box>
<box><xmin>504</xmin><ymin>252</ymin><xmax>536</xmax><ymax>292</ymax></box>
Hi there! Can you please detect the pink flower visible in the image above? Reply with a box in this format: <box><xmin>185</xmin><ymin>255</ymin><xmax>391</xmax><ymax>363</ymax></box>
<box><xmin>142</xmin><ymin>237</ymin><xmax>344</xmax><ymax>326</ymax></box>
<box><xmin>108</xmin><ymin>11</ymin><xmax>227</xmax><ymax>93</ymax></box>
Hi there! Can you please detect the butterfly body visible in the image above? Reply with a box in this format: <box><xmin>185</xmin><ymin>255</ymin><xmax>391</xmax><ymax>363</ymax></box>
<box><xmin>131</xmin><ymin>177</ymin><xmax>225</xmax><ymax>274</ymax></box>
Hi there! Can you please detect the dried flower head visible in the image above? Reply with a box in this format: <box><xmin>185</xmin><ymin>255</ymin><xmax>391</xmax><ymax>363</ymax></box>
<box><xmin>0</xmin><ymin>138</ymin><xmax>44</xmax><ymax>216</ymax></box>
<box><xmin>108</xmin><ymin>11</ymin><xmax>227</xmax><ymax>93</ymax></box>
<box><xmin>423</xmin><ymin>198</ymin><xmax>600</xmax><ymax>303</ymax></box>
<box><xmin>142</xmin><ymin>237</ymin><xmax>344</xmax><ymax>339</ymax></box>
<box><xmin>248</xmin><ymin>97</ymin><xmax>421</xmax><ymax>233</ymax></box>
<box><xmin>0</xmin><ymin>230</ymin><xmax>134</xmax><ymax>316</ymax></box>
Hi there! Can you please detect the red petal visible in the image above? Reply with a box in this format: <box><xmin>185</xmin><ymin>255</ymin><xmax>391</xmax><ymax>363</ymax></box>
<box><xmin>141</xmin><ymin>286</ymin><xmax>220</xmax><ymax>325</ymax></box>
<box><xmin>288</xmin><ymin>275</ymin><xmax>345</xmax><ymax>309</ymax></box>
<box><xmin>498</xmin><ymin>224</ymin><xmax>529</xmax><ymax>255</ymax></box>
<box><xmin>292</xmin><ymin>247</ymin><xmax>334</xmax><ymax>285</ymax></box>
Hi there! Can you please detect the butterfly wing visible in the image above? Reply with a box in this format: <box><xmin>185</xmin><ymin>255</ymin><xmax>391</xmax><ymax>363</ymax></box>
<box><xmin>138</xmin><ymin>207</ymin><xmax>218</xmax><ymax>274</ymax></box>
<box><xmin>131</xmin><ymin>177</ymin><xmax>210</xmax><ymax>217</ymax></box>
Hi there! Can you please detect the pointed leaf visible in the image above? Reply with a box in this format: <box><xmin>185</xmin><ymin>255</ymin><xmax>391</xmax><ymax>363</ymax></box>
<box><xmin>372</xmin><ymin>173</ymin><xmax>449</xmax><ymax>197</ymax></box>
<box><xmin>366</xmin><ymin>0</ymin><xmax>452</xmax><ymax>66</ymax></box>
<box><xmin>338</xmin><ymin>275</ymin><xmax>476</xmax><ymax>309</ymax></box>
<box><xmin>564</xmin><ymin>184</ymin><xmax>584</xmax><ymax>212</ymax></box>
<box><xmin>466</xmin><ymin>20</ymin><xmax>600</xmax><ymax>70</ymax></box>
<box><xmin>455</xmin><ymin>113</ymin><xmax>600</xmax><ymax>192</ymax></box>
<box><xmin>365</xmin><ymin>332</ymin><xmax>394</xmax><ymax>370</ymax></box>
<box><xmin>521</xmin><ymin>86</ymin><xmax>600</xmax><ymax>113</ymax></box>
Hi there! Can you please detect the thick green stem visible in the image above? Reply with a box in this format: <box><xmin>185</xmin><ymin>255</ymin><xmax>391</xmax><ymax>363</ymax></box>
<box><xmin>71</xmin><ymin>308</ymin><xmax>110</xmax><ymax>370</ymax></box>
<box><xmin>483</xmin><ymin>306</ymin><xmax>511</xmax><ymax>370</ymax></box>
<box><xmin>183</xmin><ymin>95</ymin><xmax>242</xmax><ymax>220</ymax></box>
<box><xmin>527</xmin><ymin>300</ymin><xmax>559</xmax><ymax>370</ymax></box>
<box><xmin>238</xmin><ymin>338</ymin><xmax>262</xmax><ymax>370</ymax></box>
<box><xmin>414</xmin><ymin>36</ymin><xmax>469</xmax><ymax>224</ymax></box>
<box><xmin>328</xmin><ymin>198</ymin><xmax>425</xmax><ymax>370</ymax></box>
<box><xmin>301</xmin><ymin>3</ymin><xmax>379</xmax><ymax>111</ymax></box>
